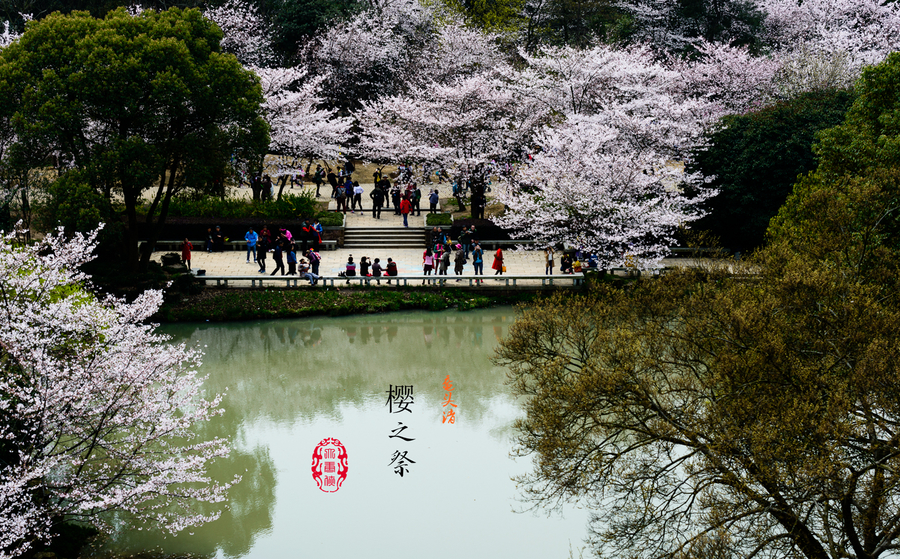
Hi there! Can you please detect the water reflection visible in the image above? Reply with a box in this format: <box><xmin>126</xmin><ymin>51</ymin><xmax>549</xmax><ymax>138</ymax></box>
<box><xmin>94</xmin><ymin>308</ymin><xmax>587</xmax><ymax>558</ymax></box>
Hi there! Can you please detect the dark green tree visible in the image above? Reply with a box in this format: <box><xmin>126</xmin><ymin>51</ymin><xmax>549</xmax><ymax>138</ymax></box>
<box><xmin>497</xmin><ymin>49</ymin><xmax>900</xmax><ymax>559</ymax></box>
<box><xmin>0</xmin><ymin>7</ymin><xmax>269</xmax><ymax>270</ymax></box>
<box><xmin>688</xmin><ymin>88</ymin><xmax>854</xmax><ymax>252</ymax></box>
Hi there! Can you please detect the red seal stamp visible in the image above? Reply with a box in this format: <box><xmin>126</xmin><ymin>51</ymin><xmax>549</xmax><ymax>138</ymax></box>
<box><xmin>311</xmin><ymin>437</ymin><xmax>349</xmax><ymax>492</ymax></box>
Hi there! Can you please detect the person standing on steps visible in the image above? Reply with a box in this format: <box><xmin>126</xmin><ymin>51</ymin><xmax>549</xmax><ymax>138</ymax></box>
<box><xmin>370</xmin><ymin>183</ymin><xmax>385</xmax><ymax>219</ymax></box>
<box><xmin>400</xmin><ymin>195</ymin><xmax>411</xmax><ymax>227</ymax></box>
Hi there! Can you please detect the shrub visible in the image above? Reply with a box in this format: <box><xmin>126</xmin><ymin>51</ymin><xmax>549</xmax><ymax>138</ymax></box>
<box><xmin>157</xmin><ymin>192</ymin><xmax>319</xmax><ymax>220</ymax></box>
<box><xmin>316</xmin><ymin>212</ymin><xmax>344</xmax><ymax>226</ymax></box>
<box><xmin>426</xmin><ymin>213</ymin><xmax>453</xmax><ymax>226</ymax></box>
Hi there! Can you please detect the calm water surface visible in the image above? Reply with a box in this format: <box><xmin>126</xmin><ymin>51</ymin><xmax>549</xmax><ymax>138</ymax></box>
<box><xmin>99</xmin><ymin>308</ymin><xmax>588</xmax><ymax>558</ymax></box>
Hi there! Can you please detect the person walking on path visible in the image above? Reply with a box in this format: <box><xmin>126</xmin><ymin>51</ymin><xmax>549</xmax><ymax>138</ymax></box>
<box><xmin>411</xmin><ymin>185</ymin><xmax>422</xmax><ymax>216</ymax></box>
<box><xmin>335</xmin><ymin>183</ymin><xmax>348</xmax><ymax>214</ymax></box>
<box><xmin>286</xmin><ymin>242</ymin><xmax>298</xmax><ymax>275</ymax></box>
<box><xmin>212</xmin><ymin>225</ymin><xmax>225</xmax><ymax>252</ymax></box>
<box><xmin>459</xmin><ymin>227</ymin><xmax>471</xmax><ymax>256</ymax></box>
<box><xmin>422</xmin><ymin>247</ymin><xmax>434</xmax><ymax>282</ymax></box>
<box><xmin>245</xmin><ymin>227</ymin><xmax>258</xmax><ymax>263</ymax></box>
<box><xmin>453</xmin><ymin>243</ymin><xmax>466</xmax><ymax>278</ymax></box>
<box><xmin>353</xmin><ymin>182</ymin><xmax>364</xmax><ymax>211</ymax></box>
<box><xmin>428</xmin><ymin>189</ymin><xmax>439</xmax><ymax>213</ymax></box>
<box><xmin>391</xmin><ymin>184</ymin><xmax>401</xmax><ymax>215</ymax></box>
<box><xmin>180</xmin><ymin>238</ymin><xmax>193</xmax><ymax>271</ymax></box>
<box><xmin>439</xmin><ymin>248</ymin><xmax>450</xmax><ymax>276</ymax></box>
<box><xmin>492</xmin><ymin>247</ymin><xmax>504</xmax><ymax>276</ymax></box>
<box><xmin>472</xmin><ymin>243</ymin><xmax>484</xmax><ymax>282</ymax></box>
<box><xmin>257</xmin><ymin>236</ymin><xmax>268</xmax><ymax>273</ymax></box>
<box><xmin>314</xmin><ymin>165</ymin><xmax>324</xmax><ymax>197</ymax></box>
<box><xmin>400</xmin><ymin>195</ymin><xmax>412</xmax><ymax>227</ymax></box>
<box><xmin>270</xmin><ymin>236</ymin><xmax>286</xmax><ymax>276</ymax></box>
<box><xmin>344</xmin><ymin>178</ymin><xmax>355</xmax><ymax>213</ymax></box>
<box><xmin>328</xmin><ymin>169</ymin><xmax>338</xmax><ymax>198</ymax></box>
<box><xmin>370</xmin><ymin>184</ymin><xmax>385</xmax><ymax>218</ymax></box>
<box><xmin>544</xmin><ymin>246</ymin><xmax>555</xmax><ymax>275</ymax></box>
<box><xmin>305</xmin><ymin>248</ymin><xmax>321</xmax><ymax>276</ymax></box>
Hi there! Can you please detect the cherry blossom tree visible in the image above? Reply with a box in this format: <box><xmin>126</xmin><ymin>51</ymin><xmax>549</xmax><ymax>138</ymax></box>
<box><xmin>253</xmin><ymin>66</ymin><xmax>352</xmax><ymax>198</ymax></box>
<box><xmin>357</xmin><ymin>69</ymin><xmax>544</xmax><ymax>188</ymax></box>
<box><xmin>497</xmin><ymin>116</ymin><xmax>709</xmax><ymax>268</ymax></box>
<box><xmin>759</xmin><ymin>0</ymin><xmax>900</xmax><ymax>70</ymax></box>
<box><xmin>484</xmin><ymin>43</ymin><xmax>713</xmax><ymax>265</ymax></box>
<box><xmin>202</xmin><ymin>0</ymin><xmax>277</xmax><ymax>67</ymax></box>
<box><xmin>0</xmin><ymin>227</ymin><xmax>233</xmax><ymax>557</ymax></box>
<box><xmin>670</xmin><ymin>40</ymin><xmax>780</xmax><ymax>121</ymax></box>
<box><xmin>305</xmin><ymin>0</ymin><xmax>438</xmax><ymax>110</ymax></box>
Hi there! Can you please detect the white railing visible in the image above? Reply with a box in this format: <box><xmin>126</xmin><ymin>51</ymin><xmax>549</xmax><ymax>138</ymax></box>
<box><xmin>196</xmin><ymin>273</ymin><xmax>589</xmax><ymax>287</ymax></box>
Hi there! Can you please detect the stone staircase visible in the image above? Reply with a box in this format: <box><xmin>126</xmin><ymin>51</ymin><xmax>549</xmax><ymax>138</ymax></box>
<box><xmin>343</xmin><ymin>227</ymin><xmax>426</xmax><ymax>249</ymax></box>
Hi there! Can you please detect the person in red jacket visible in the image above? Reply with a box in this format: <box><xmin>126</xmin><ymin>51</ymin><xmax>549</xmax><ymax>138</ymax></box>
<box><xmin>180</xmin><ymin>238</ymin><xmax>193</xmax><ymax>271</ymax></box>
<box><xmin>400</xmin><ymin>195</ymin><xmax>412</xmax><ymax>227</ymax></box>
<box><xmin>492</xmin><ymin>247</ymin><xmax>504</xmax><ymax>276</ymax></box>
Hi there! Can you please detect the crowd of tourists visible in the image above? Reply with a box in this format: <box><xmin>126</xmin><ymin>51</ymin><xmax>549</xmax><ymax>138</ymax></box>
<box><xmin>309</xmin><ymin>164</ymin><xmax>444</xmax><ymax>227</ymax></box>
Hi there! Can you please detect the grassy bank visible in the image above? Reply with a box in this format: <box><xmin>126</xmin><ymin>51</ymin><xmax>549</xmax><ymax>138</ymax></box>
<box><xmin>156</xmin><ymin>286</ymin><xmax>544</xmax><ymax>322</ymax></box>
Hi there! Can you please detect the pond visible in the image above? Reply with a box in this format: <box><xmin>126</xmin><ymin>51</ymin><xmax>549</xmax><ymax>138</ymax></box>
<box><xmin>95</xmin><ymin>308</ymin><xmax>589</xmax><ymax>558</ymax></box>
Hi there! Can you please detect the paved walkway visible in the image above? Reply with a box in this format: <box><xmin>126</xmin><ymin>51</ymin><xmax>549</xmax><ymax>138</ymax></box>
<box><xmin>168</xmin><ymin>245</ymin><xmax>548</xmax><ymax>278</ymax></box>
<box><xmin>158</xmin><ymin>245</ymin><xmax>697</xmax><ymax>284</ymax></box>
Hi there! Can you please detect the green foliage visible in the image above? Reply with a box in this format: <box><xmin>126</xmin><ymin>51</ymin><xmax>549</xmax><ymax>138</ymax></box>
<box><xmin>446</xmin><ymin>0</ymin><xmax>525</xmax><ymax>33</ymax></box>
<box><xmin>0</xmin><ymin>7</ymin><xmax>269</xmax><ymax>269</ymax></box>
<box><xmin>161</xmin><ymin>192</ymin><xmax>319</xmax><ymax>219</ymax></box>
<box><xmin>498</xmin><ymin>248</ymin><xmax>900</xmax><ymax>558</ymax></box>
<box><xmin>40</xmin><ymin>173</ymin><xmax>107</xmax><ymax>234</ymax></box>
<box><xmin>499</xmin><ymin>53</ymin><xmax>900</xmax><ymax>559</ymax></box>
<box><xmin>770</xmin><ymin>52</ymin><xmax>900</xmax><ymax>273</ymax></box>
<box><xmin>426</xmin><ymin>212</ymin><xmax>453</xmax><ymax>226</ymax></box>
<box><xmin>522</xmin><ymin>0</ymin><xmax>621</xmax><ymax>49</ymax></box>
<box><xmin>267</xmin><ymin>0</ymin><xmax>360</xmax><ymax>59</ymax></box>
<box><xmin>316</xmin><ymin>212</ymin><xmax>344</xmax><ymax>226</ymax></box>
<box><xmin>159</xmin><ymin>287</ymin><xmax>537</xmax><ymax>321</ymax></box>
<box><xmin>689</xmin><ymin>88</ymin><xmax>855</xmax><ymax>251</ymax></box>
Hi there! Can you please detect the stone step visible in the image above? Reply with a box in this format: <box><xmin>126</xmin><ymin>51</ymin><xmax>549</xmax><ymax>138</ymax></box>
<box><xmin>344</xmin><ymin>233</ymin><xmax>425</xmax><ymax>242</ymax></box>
<box><xmin>344</xmin><ymin>241</ymin><xmax>425</xmax><ymax>248</ymax></box>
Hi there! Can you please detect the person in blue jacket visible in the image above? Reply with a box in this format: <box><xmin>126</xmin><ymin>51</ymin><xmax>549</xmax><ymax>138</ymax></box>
<box><xmin>245</xmin><ymin>226</ymin><xmax>258</xmax><ymax>263</ymax></box>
